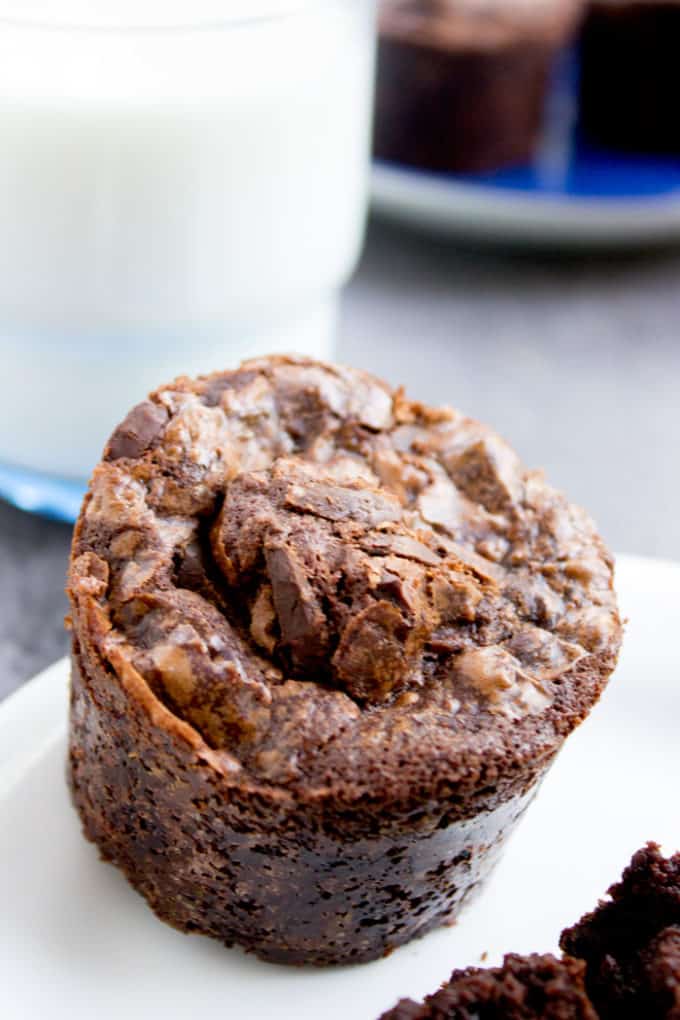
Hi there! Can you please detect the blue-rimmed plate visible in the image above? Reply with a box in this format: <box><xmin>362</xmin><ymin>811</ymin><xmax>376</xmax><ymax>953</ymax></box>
<box><xmin>372</xmin><ymin>147</ymin><xmax>680</xmax><ymax>248</ymax></box>
<box><xmin>371</xmin><ymin>49</ymin><xmax>680</xmax><ymax>247</ymax></box>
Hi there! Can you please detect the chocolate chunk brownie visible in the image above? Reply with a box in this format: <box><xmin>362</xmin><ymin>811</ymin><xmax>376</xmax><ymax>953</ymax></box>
<box><xmin>379</xmin><ymin>954</ymin><xmax>599</xmax><ymax>1018</ymax></box>
<box><xmin>67</xmin><ymin>355</ymin><xmax>621</xmax><ymax>965</ymax></box>
<box><xmin>561</xmin><ymin>843</ymin><xmax>680</xmax><ymax>1018</ymax></box>
<box><xmin>374</xmin><ymin>0</ymin><xmax>584</xmax><ymax>174</ymax></box>
<box><xmin>579</xmin><ymin>1</ymin><xmax>680</xmax><ymax>155</ymax></box>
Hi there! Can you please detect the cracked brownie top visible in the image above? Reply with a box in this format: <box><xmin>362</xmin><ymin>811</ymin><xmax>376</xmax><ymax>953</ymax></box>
<box><xmin>69</xmin><ymin>355</ymin><xmax>621</xmax><ymax>796</ymax></box>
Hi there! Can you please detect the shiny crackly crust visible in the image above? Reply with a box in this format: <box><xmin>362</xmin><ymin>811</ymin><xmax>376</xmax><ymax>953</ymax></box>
<box><xmin>67</xmin><ymin>354</ymin><xmax>622</xmax><ymax>963</ymax></box>
<box><xmin>68</xmin><ymin>355</ymin><xmax>621</xmax><ymax>799</ymax></box>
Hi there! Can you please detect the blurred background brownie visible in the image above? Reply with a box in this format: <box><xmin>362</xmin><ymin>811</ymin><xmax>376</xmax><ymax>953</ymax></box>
<box><xmin>374</xmin><ymin>0</ymin><xmax>584</xmax><ymax>174</ymax></box>
<box><xmin>580</xmin><ymin>1</ymin><xmax>680</xmax><ymax>154</ymax></box>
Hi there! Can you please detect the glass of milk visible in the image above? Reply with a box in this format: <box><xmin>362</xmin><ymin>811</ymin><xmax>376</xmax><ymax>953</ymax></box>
<box><xmin>0</xmin><ymin>0</ymin><xmax>376</xmax><ymax>518</ymax></box>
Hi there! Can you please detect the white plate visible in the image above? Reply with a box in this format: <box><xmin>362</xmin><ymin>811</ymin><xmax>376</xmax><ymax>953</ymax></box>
<box><xmin>2</xmin><ymin>554</ymin><xmax>679</xmax><ymax>1020</ymax></box>
<box><xmin>371</xmin><ymin>161</ymin><xmax>680</xmax><ymax>249</ymax></box>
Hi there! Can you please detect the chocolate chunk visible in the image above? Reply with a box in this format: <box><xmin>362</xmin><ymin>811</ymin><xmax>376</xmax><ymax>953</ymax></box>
<box><xmin>417</xmin><ymin>471</ymin><xmax>462</xmax><ymax>532</ymax></box>
<box><xmin>376</xmin><ymin>555</ymin><xmax>427</xmax><ymax>613</ymax></box>
<box><xmin>342</xmin><ymin>371</ymin><xmax>394</xmax><ymax>430</ymax></box>
<box><xmin>332</xmin><ymin>600</ymin><xmax>418</xmax><ymax>702</ymax></box>
<box><xmin>107</xmin><ymin>400</ymin><xmax>169</xmax><ymax>461</ymax></box>
<box><xmin>430</xmin><ymin>571</ymin><xmax>484</xmax><ymax>623</ymax></box>
<box><xmin>272</xmin><ymin>365</ymin><xmax>334</xmax><ymax>445</ymax></box>
<box><xmin>284</xmin><ymin>478</ymin><xmax>402</xmax><ymax>526</ymax></box>
<box><xmin>436</xmin><ymin>536</ymin><xmax>505</xmax><ymax>584</ymax></box>
<box><xmin>265</xmin><ymin>540</ymin><xmax>328</xmax><ymax>672</ymax></box>
<box><xmin>378</xmin><ymin>568</ymin><xmax>414</xmax><ymax>608</ymax></box>
<box><xmin>506</xmin><ymin>625</ymin><xmax>587</xmax><ymax>682</ymax></box>
<box><xmin>173</xmin><ymin>540</ymin><xmax>206</xmax><ymax>591</ymax></box>
<box><xmin>450</xmin><ymin>435</ymin><xmax>522</xmax><ymax>513</ymax></box>
<box><xmin>200</xmin><ymin>369</ymin><xmax>259</xmax><ymax>407</ymax></box>
<box><xmin>361</xmin><ymin>531</ymin><xmax>441</xmax><ymax>566</ymax></box>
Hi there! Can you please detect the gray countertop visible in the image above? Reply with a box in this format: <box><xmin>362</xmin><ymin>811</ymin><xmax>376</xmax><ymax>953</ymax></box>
<box><xmin>2</xmin><ymin>217</ymin><xmax>679</xmax><ymax>701</ymax></box>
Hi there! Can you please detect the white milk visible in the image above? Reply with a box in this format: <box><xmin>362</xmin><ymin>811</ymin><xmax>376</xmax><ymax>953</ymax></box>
<box><xmin>0</xmin><ymin>1</ymin><xmax>375</xmax><ymax>479</ymax></box>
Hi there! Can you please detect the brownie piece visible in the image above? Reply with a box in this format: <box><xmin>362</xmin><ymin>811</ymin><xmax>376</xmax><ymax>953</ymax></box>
<box><xmin>378</xmin><ymin>843</ymin><xmax>680</xmax><ymax>1017</ymax></box>
<box><xmin>374</xmin><ymin>0</ymin><xmax>584</xmax><ymax>174</ymax></box>
<box><xmin>67</xmin><ymin>355</ymin><xmax>621</xmax><ymax>965</ymax></box>
<box><xmin>561</xmin><ymin>843</ymin><xmax>680</xmax><ymax>1018</ymax></box>
<box><xmin>379</xmin><ymin>953</ymin><xmax>599</xmax><ymax>1018</ymax></box>
<box><xmin>579</xmin><ymin>1</ymin><xmax>680</xmax><ymax>154</ymax></box>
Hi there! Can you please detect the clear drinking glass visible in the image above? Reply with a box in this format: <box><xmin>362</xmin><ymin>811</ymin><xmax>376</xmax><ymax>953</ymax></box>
<box><xmin>0</xmin><ymin>1</ymin><xmax>376</xmax><ymax>519</ymax></box>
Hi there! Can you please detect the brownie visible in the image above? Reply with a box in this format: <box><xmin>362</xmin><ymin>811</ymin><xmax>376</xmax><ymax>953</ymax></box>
<box><xmin>67</xmin><ymin>355</ymin><xmax>621</xmax><ymax>965</ymax></box>
<box><xmin>379</xmin><ymin>953</ymin><xmax>599</xmax><ymax>1018</ymax></box>
<box><xmin>374</xmin><ymin>0</ymin><xmax>584</xmax><ymax>174</ymax></box>
<box><xmin>579</xmin><ymin>1</ymin><xmax>680</xmax><ymax>155</ymax></box>
<box><xmin>561</xmin><ymin>843</ymin><xmax>680</xmax><ymax>1018</ymax></box>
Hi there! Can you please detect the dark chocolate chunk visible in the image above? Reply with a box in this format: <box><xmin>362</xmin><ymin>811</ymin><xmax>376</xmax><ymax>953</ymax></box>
<box><xmin>107</xmin><ymin>400</ymin><xmax>168</xmax><ymax>460</ymax></box>
<box><xmin>200</xmin><ymin>368</ymin><xmax>260</xmax><ymax>407</ymax></box>
<box><xmin>265</xmin><ymin>540</ymin><xmax>328</xmax><ymax>672</ymax></box>
<box><xmin>332</xmin><ymin>600</ymin><xmax>417</xmax><ymax>702</ymax></box>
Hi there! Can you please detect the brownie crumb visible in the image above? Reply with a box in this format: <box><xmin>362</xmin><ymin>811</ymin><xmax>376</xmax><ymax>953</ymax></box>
<box><xmin>378</xmin><ymin>844</ymin><xmax>680</xmax><ymax>1018</ymax></box>
<box><xmin>379</xmin><ymin>954</ymin><xmax>598</xmax><ymax>1019</ymax></box>
<box><xmin>561</xmin><ymin>842</ymin><xmax>680</xmax><ymax>1019</ymax></box>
